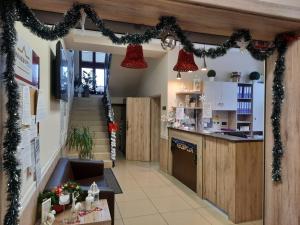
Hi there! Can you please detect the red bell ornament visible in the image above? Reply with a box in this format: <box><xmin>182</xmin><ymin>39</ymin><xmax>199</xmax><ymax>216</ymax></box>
<box><xmin>121</xmin><ymin>44</ymin><xmax>148</xmax><ymax>69</ymax></box>
<box><xmin>173</xmin><ymin>49</ymin><xmax>198</xmax><ymax>72</ymax></box>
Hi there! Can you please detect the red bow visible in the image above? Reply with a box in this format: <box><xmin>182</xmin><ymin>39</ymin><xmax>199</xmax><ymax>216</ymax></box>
<box><xmin>108</xmin><ymin>122</ymin><xmax>118</xmax><ymax>132</ymax></box>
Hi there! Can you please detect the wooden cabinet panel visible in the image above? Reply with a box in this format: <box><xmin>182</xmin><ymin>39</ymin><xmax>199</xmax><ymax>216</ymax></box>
<box><xmin>216</xmin><ymin>140</ymin><xmax>234</xmax><ymax>213</ymax></box>
<box><xmin>159</xmin><ymin>138</ymin><xmax>168</xmax><ymax>173</ymax></box>
<box><xmin>150</xmin><ymin>97</ymin><xmax>161</xmax><ymax>162</ymax></box>
<box><xmin>126</xmin><ymin>97</ymin><xmax>151</xmax><ymax>161</ymax></box>
<box><xmin>203</xmin><ymin>136</ymin><xmax>217</xmax><ymax>203</ymax></box>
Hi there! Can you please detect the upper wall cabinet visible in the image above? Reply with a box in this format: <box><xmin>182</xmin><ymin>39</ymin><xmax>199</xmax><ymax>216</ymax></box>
<box><xmin>203</xmin><ymin>81</ymin><xmax>238</xmax><ymax>111</ymax></box>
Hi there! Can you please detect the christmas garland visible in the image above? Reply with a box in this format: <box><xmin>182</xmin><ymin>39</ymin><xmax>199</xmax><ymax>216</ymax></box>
<box><xmin>0</xmin><ymin>0</ymin><xmax>297</xmax><ymax>224</ymax></box>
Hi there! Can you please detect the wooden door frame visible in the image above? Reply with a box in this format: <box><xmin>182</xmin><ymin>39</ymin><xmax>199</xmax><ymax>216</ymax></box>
<box><xmin>150</xmin><ymin>95</ymin><xmax>161</xmax><ymax>162</ymax></box>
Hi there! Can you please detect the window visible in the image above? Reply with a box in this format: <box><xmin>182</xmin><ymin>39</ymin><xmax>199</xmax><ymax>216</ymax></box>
<box><xmin>79</xmin><ymin>51</ymin><xmax>107</xmax><ymax>94</ymax></box>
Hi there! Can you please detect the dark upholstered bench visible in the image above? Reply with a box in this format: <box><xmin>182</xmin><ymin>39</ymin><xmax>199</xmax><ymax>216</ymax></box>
<box><xmin>45</xmin><ymin>158</ymin><xmax>115</xmax><ymax>225</ymax></box>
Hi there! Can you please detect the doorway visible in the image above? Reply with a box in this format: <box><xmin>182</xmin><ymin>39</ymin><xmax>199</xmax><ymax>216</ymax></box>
<box><xmin>150</xmin><ymin>96</ymin><xmax>161</xmax><ymax>162</ymax></box>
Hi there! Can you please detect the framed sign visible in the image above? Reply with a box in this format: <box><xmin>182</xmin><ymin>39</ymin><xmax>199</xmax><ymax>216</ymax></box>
<box><xmin>14</xmin><ymin>35</ymin><xmax>40</xmax><ymax>88</ymax></box>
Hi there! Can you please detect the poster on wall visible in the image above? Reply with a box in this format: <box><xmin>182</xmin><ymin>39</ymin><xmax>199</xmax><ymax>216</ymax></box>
<box><xmin>202</xmin><ymin>102</ymin><xmax>212</xmax><ymax>119</ymax></box>
<box><xmin>14</xmin><ymin>35</ymin><xmax>40</xmax><ymax>88</ymax></box>
<box><xmin>14</xmin><ymin>35</ymin><xmax>32</xmax><ymax>83</ymax></box>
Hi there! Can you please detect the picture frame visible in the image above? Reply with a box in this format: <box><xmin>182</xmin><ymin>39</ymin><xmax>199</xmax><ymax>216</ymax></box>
<box><xmin>193</xmin><ymin>79</ymin><xmax>201</xmax><ymax>91</ymax></box>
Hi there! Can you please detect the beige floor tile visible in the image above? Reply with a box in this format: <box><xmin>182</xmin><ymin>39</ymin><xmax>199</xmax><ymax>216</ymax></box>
<box><xmin>117</xmin><ymin>199</ymin><xmax>158</xmax><ymax>218</ymax></box>
<box><xmin>197</xmin><ymin>207</ymin><xmax>231</xmax><ymax>225</ymax></box>
<box><xmin>135</xmin><ymin>177</ymin><xmax>168</xmax><ymax>188</ymax></box>
<box><xmin>150</xmin><ymin>195</ymin><xmax>192</xmax><ymax>213</ymax></box>
<box><xmin>115</xmin><ymin>219</ymin><xmax>125</xmax><ymax>225</ymax></box>
<box><xmin>116</xmin><ymin>188</ymin><xmax>148</xmax><ymax>202</ymax></box>
<box><xmin>142</xmin><ymin>186</ymin><xmax>177</xmax><ymax>199</ymax></box>
<box><xmin>162</xmin><ymin>209</ymin><xmax>211</xmax><ymax>225</ymax></box>
<box><xmin>238</xmin><ymin>220</ymin><xmax>263</xmax><ymax>225</ymax></box>
<box><xmin>123</xmin><ymin>214</ymin><xmax>167</xmax><ymax>225</ymax></box>
<box><xmin>115</xmin><ymin>202</ymin><xmax>122</xmax><ymax>220</ymax></box>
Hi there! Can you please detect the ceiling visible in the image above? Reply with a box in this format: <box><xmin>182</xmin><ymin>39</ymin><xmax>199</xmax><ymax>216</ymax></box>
<box><xmin>24</xmin><ymin>0</ymin><xmax>300</xmax><ymax>41</ymax></box>
<box><xmin>64</xmin><ymin>29</ymin><xmax>166</xmax><ymax>58</ymax></box>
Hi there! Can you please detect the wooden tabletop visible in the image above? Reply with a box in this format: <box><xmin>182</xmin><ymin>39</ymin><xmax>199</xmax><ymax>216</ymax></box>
<box><xmin>53</xmin><ymin>200</ymin><xmax>111</xmax><ymax>225</ymax></box>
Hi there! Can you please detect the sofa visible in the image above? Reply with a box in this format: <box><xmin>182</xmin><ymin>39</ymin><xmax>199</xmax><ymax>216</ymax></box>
<box><xmin>45</xmin><ymin>158</ymin><xmax>115</xmax><ymax>225</ymax></box>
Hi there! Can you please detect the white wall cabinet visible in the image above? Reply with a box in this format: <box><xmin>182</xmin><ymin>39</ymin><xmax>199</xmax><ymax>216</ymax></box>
<box><xmin>203</xmin><ymin>81</ymin><xmax>237</xmax><ymax>111</ymax></box>
<box><xmin>252</xmin><ymin>83</ymin><xmax>264</xmax><ymax>131</ymax></box>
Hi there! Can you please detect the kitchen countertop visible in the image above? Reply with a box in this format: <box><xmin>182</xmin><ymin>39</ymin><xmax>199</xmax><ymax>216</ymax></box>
<box><xmin>168</xmin><ymin>127</ymin><xmax>264</xmax><ymax>142</ymax></box>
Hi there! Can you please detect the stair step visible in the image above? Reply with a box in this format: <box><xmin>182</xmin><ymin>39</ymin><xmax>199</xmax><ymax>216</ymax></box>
<box><xmin>93</xmin><ymin>131</ymin><xmax>108</xmax><ymax>139</ymax></box>
<box><xmin>70</xmin><ymin>121</ymin><xmax>108</xmax><ymax>127</ymax></box>
<box><xmin>94</xmin><ymin>139</ymin><xmax>109</xmax><ymax>145</ymax></box>
<box><xmin>71</xmin><ymin>115</ymin><xmax>104</xmax><ymax>121</ymax></box>
<box><xmin>64</xmin><ymin>152</ymin><xmax>110</xmax><ymax>159</ymax></box>
<box><xmin>103</xmin><ymin>160</ymin><xmax>113</xmax><ymax>168</ymax></box>
<box><xmin>87</xmin><ymin>125</ymin><xmax>107</xmax><ymax>132</ymax></box>
<box><xmin>67</xmin><ymin>145</ymin><xmax>110</xmax><ymax>153</ymax></box>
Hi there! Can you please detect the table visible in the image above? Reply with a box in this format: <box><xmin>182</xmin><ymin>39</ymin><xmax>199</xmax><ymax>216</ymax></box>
<box><xmin>53</xmin><ymin>200</ymin><xmax>111</xmax><ymax>225</ymax></box>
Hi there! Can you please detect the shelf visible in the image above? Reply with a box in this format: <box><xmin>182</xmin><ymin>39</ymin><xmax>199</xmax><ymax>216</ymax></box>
<box><xmin>237</xmin><ymin>98</ymin><xmax>252</xmax><ymax>100</ymax></box>
<box><xmin>237</xmin><ymin>121</ymin><xmax>252</xmax><ymax>123</ymax></box>
<box><xmin>173</xmin><ymin>106</ymin><xmax>202</xmax><ymax>110</ymax></box>
<box><xmin>176</xmin><ymin>91</ymin><xmax>202</xmax><ymax>95</ymax></box>
<box><xmin>238</xmin><ymin>83</ymin><xmax>253</xmax><ymax>86</ymax></box>
<box><xmin>237</xmin><ymin>113</ymin><xmax>252</xmax><ymax>115</ymax></box>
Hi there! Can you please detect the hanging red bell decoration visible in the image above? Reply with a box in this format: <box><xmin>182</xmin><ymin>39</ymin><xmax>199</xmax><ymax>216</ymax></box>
<box><xmin>173</xmin><ymin>49</ymin><xmax>198</xmax><ymax>72</ymax></box>
<box><xmin>121</xmin><ymin>44</ymin><xmax>148</xmax><ymax>69</ymax></box>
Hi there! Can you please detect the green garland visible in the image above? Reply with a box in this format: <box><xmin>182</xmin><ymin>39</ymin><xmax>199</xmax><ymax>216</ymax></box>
<box><xmin>0</xmin><ymin>1</ymin><xmax>297</xmax><ymax>224</ymax></box>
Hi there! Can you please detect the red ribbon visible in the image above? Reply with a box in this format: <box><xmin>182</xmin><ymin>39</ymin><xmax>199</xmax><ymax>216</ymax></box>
<box><xmin>108</xmin><ymin>122</ymin><xmax>118</xmax><ymax>132</ymax></box>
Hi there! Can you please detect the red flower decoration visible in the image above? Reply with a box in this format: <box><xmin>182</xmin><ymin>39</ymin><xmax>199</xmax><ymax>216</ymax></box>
<box><xmin>55</xmin><ymin>186</ymin><xmax>63</xmax><ymax>197</ymax></box>
<box><xmin>108</xmin><ymin>122</ymin><xmax>118</xmax><ymax>132</ymax></box>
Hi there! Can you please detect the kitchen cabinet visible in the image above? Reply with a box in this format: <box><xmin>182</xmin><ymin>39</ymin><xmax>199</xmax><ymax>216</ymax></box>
<box><xmin>202</xmin><ymin>135</ymin><xmax>263</xmax><ymax>223</ymax></box>
<box><xmin>216</xmin><ymin>139</ymin><xmax>233</xmax><ymax>213</ymax></box>
<box><xmin>252</xmin><ymin>82</ymin><xmax>264</xmax><ymax>131</ymax></box>
<box><xmin>203</xmin><ymin>136</ymin><xmax>217</xmax><ymax>203</ymax></box>
<box><xmin>203</xmin><ymin>81</ymin><xmax>237</xmax><ymax>111</ymax></box>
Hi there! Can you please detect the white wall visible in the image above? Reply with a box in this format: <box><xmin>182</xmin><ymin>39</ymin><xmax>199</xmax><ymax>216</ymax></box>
<box><xmin>109</xmin><ymin>54</ymin><xmax>146</xmax><ymax>97</ymax></box>
<box><xmin>15</xmin><ymin>22</ymin><xmax>73</xmax><ymax>210</ymax></box>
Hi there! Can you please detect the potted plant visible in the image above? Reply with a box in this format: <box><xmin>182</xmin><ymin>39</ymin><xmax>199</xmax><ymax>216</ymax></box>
<box><xmin>207</xmin><ymin>69</ymin><xmax>216</xmax><ymax>81</ymax></box>
<box><xmin>249</xmin><ymin>71</ymin><xmax>261</xmax><ymax>82</ymax></box>
<box><xmin>81</xmin><ymin>71</ymin><xmax>93</xmax><ymax>97</ymax></box>
<box><xmin>74</xmin><ymin>76</ymin><xmax>81</xmax><ymax>97</ymax></box>
<box><xmin>231</xmin><ymin>72</ymin><xmax>241</xmax><ymax>82</ymax></box>
<box><xmin>67</xmin><ymin>127</ymin><xmax>94</xmax><ymax>159</ymax></box>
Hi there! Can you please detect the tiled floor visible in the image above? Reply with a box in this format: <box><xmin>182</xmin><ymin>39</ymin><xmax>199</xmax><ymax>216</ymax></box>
<box><xmin>112</xmin><ymin>158</ymin><xmax>262</xmax><ymax>225</ymax></box>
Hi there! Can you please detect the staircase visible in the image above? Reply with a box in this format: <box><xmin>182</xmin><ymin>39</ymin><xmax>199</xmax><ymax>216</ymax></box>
<box><xmin>65</xmin><ymin>95</ymin><xmax>113</xmax><ymax>168</ymax></box>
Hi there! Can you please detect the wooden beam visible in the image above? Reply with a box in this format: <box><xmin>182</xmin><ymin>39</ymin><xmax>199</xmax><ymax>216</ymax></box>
<box><xmin>24</xmin><ymin>0</ymin><xmax>300</xmax><ymax>41</ymax></box>
<box><xmin>265</xmin><ymin>40</ymin><xmax>300</xmax><ymax>225</ymax></box>
<box><xmin>173</xmin><ymin>0</ymin><xmax>300</xmax><ymax>21</ymax></box>
<box><xmin>33</xmin><ymin>10</ymin><xmax>229</xmax><ymax>46</ymax></box>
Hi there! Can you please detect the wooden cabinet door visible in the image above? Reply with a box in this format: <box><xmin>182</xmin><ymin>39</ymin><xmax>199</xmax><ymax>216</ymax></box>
<box><xmin>126</xmin><ymin>97</ymin><xmax>151</xmax><ymax>161</ymax></box>
<box><xmin>203</xmin><ymin>137</ymin><xmax>217</xmax><ymax>203</ymax></box>
<box><xmin>216</xmin><ymin>139</ymin><xmax>234</xmax><ymax>213</ymax></box>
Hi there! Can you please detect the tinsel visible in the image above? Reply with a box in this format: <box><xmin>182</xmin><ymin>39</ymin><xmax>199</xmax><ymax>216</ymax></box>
<box><xmin>1</xmin><ymin>1</ymin><xmax>22</xmax><ymax>225</ymax></box>
<box><xmin>270</xmin><ymin>33</ymin><xmax>290</xmax><ymax>182</ymax></box>
<box><xmin>0</xmin><ymin>1</ymin><xmax>295</xmax><ymax>224</ymax></box>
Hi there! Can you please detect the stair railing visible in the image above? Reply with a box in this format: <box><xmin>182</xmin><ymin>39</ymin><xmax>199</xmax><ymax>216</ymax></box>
<box><xmin>102</xmin><ymin>54</ymin><xmax>116</xmax><ymax>166</ymax></box>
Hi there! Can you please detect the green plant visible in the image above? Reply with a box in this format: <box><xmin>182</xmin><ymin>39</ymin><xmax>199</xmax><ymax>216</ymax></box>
<box><xmin>67</xmin><ymin>127</ymin><xmax>94</xmax><ymax>159</ymax></box>
<box><xmin>249</xmin><ymin>71</ymin><xmax>261</xmax><ymax>80</ymax></box>
<box><xmin>82</xmin><ymin>70</ymin><xmax>93</xmax><ymax>90</ymax></box>
<box><xmin>207</xmin><ymin>69</ymin><xmax>216</xmax><ymax>77</ymax></box>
